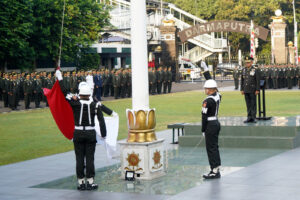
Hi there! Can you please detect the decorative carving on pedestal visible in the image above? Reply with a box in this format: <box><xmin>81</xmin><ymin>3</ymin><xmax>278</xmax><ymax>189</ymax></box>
<box><xmin>126</xmin><ymin>109</ymin><xmax>157</xmax><ymax>143</ymax></box>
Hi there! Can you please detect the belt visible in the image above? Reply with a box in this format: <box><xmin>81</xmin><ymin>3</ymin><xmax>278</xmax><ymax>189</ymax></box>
<box><xmin>75</xmin><ymin>126</ymin><xmax>95</xmax><ymax>130</ymax></box>
<box><xmin>207</xmin><ymin>117</ymin><xmax>217</xmax><ymax>121</ymax></box>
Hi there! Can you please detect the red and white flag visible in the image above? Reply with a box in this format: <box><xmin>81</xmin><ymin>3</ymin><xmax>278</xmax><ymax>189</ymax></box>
<box><xmin>43</xmin><ymin>81</ymin><xmax>75</xmax><ymax>140</ymax></box>
<box><xmin>250</xmin><ymin>20</ymin><xmax>256</xmax><ymax>59</ymax></box>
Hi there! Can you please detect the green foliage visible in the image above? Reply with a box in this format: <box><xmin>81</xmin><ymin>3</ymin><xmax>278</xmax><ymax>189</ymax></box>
<box><xmin>77</xmin><ymin>53</ymin><xmax>101</xmax><ymax>70</ymax></box>
<box><xmin>0</xmin><ymin>0</ymin><xmax>35</xmax><ymax>70</ymax></box>
<box><xmin>0</xmin><ymin>0</ymin><xmax>110</xmax><ymax>71</ymax></box>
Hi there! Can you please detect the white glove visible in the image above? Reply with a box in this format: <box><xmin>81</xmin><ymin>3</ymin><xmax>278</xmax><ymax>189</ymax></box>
<box><xmin>201</xmin><ymin>61</ymin><xmax>209</xmax><ymax>72</ymax></box>
<box><xmin>55</xmin><ymin>70</ymin><xmax>63</xmax><ymax>81</ymax></box>
<box><xmin>202</xmin><ymin>132</ymin><xmax>205</xmax><ymax>137</ymax></box>
<box><xmin>112</xmin><ymin>111</ymin><xmax>118</xmax><ymax>117</ymax></box>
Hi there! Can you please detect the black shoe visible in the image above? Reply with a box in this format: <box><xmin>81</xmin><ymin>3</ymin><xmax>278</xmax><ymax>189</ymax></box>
<box><xmin>244</xmin><ymin>119</ymin><xmax>251</xmax><ymax>123</ymax></box>
<box><xmin>77</xmin><ymin>183</ymin><xmax>86</xmax><ymax>191</ymax></box>
<box><xmin>86</xmin><ymin>182</ymin><xmax>98</xmax><ymax>190</ymax></box>
<box><xmin>203</xmin><ymin>171</ymin><xmax>221</xmax><ymax>179</ymax></box>
<box><xmin>249</xmin><ymin>119</ymin><xmax>257</xmax><ymax>123</ymax></box>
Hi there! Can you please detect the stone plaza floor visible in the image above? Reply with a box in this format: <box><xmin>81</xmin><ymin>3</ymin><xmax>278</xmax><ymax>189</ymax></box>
<box><xmin>1</xmin><ymin>129</ymin><xmax>300</xmax><ymax>200</ymax></box>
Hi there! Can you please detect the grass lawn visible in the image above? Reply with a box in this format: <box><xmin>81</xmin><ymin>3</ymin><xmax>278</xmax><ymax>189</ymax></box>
<box><xmin>0</xmin><ymin>90</ymin><xmax>299</xmax><ymax>166</ymax></box>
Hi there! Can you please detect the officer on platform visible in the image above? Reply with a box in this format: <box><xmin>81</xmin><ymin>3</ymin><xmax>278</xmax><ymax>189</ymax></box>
<box><xmin>240</xmin><ymin>57</ymin><xmax>260</xmax><ymax>123</ymax></box>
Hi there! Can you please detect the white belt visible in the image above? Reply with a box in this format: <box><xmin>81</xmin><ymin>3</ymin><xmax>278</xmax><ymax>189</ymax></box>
<box><xmin>75</xmin><ymin>126</ymin><xmax>95</xmax><ymax>130</ymax></box>
<box><xmin>207</xmin><ymin>117</ymin><xmax>217</xmax><ymax>121</ymax></box>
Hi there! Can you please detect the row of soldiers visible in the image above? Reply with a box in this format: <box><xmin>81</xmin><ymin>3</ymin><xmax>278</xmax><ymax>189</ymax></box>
<box><xmin>148</xmin><ymin>67</ymin><xmax>173</xmax><ymax>95</ymax></box>
<box><xmin>0</xmin><ymin>72</ymin><xmax>54</xmax><ymax>110</ymax></box>
<box><xmin>233</xmin><ymin>65</ymin><xmax>300</xmax><ymax>90</ymax></box>
<box><xmin>60</xmin><ymin>67</ymin><xmax>173</xmax><ymax>100</ymax></box>
<box><xmin>0</xmin><ymin>67</ymin><xmax>174</xmax><ymax>110</ymax></box>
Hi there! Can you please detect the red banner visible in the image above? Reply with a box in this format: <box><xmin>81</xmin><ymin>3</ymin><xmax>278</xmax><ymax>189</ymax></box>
<box><xmin>43</xmin><ymin>81</ymin><xmax>74</xmax><ymax>140</ymax></box>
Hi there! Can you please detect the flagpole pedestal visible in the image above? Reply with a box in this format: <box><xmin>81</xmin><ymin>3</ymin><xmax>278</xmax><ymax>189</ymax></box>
<box><xmin>119</xmin><ymin>139</ymin><xmax>166</xmax><ymax>180</ymax></box>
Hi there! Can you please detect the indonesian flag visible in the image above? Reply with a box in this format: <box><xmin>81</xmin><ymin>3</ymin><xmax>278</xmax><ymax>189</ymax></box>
<box><xmin>250</xmin><ymin>20</ymin><xmax>256</xmax><ymax>59</ymax></box>
<box><xmin>43</xmin><ymin>80</ymin><xmax>75</xmax><ymax>140</ymax></box>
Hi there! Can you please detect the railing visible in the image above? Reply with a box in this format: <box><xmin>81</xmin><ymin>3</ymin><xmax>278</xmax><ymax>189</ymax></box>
<box><xmin>183</xmin><ymin>47</ymin><xmax>213</xmax><ymax>63</ymax></box>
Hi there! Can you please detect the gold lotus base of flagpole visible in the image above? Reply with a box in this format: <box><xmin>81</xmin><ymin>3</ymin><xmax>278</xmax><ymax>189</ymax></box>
<box><xmin>126</xmin><ymin>109</ymin><xmax>157</xmax><ymax>143</ymax></box>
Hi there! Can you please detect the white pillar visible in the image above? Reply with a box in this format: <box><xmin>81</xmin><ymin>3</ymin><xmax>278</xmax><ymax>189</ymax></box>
<box><xmin>218</xmin><ymin>53</ymin><xmax>223</xmax><ymax>64</ymax></box>
<box><xmin>238</xmin><ymin>49</ymin><xmax>242</xmax><ymax>66</ymax></box>
<box><xmin>131</xmin><ymin>0</ymin><xmax>149</xmax><ymax>111</ymax></box>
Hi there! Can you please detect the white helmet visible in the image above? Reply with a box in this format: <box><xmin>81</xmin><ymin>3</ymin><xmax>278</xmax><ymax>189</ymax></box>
<box><xmin>204</xmin><ymin>79</ymin><xmax>218</xmax><ymax>88</ymax></box>
<box><xmin>79</xmin><ymin>82</ymin><xmax>91</xmax><ymax>95</ymax></box>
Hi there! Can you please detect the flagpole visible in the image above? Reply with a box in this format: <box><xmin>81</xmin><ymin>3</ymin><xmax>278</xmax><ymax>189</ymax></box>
<box><xmin>58</xmin><ymin>0</ymin><xmax>66</xmax><ymax>69</ymax></box>
<box><xmin>250</xmin><ymin>20</ymin><xmax>256</xmax><ymax>63</ymax></box>
<box><xmin>292</xmin><ymin>0</ymin><xmax>298</xmax><ymax>65</ymax></box>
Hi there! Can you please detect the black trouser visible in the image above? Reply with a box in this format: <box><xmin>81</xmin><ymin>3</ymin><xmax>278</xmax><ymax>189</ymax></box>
<box><xmin>205</xmin><ymin>120</ymin><xmax>221</xmax><ymax>170</ymax></box>
<box><xmin>114</xmin><ymin>86</ymin><xmax>119</xmax><ymax>99</ymax></box>
<box><xmin>110</xmin><ymin>85</ymin><xmax>114</xmax><ymax>96</ymax></box>
<box><xmin>287</xmin><ymin>78</ymin><xmax>293</xmax><ymax>89</ymax></box>
<box><xmin>234</xmin><ymin>78</ymin><xmax>239</xmax><ymax>89</ymax></box>
<box><xmin>24</xmin><ymin>94</ymin><xmax>31</xmax><ymax>109</ymax></box>
<box><xmin>10</xmin><ymin>93</ymin><xmax>17</xmax><ymax>109</ymax></box>
<box><xmin>73</xmin><ymin>130</ymin><xmax>97</xmax><ymax>179</ymax></box>
<box><xmin>168</xmin><ymin>81</ymin><xmax>172</xmax><ymax>93</ymax></box>
<box><xmin>120</xmin><ymin>85</ymin><xmax>126</xmax><ymax>98</ymax></box>
<box><xmin>127</xmin><ymin>85</ymin><xmax>131</xmax><ymax>97</ymax></box>
<box><xmin>157</xmin><ymin>82</ymin><xmax>162</xmax><ymax>94</ymax></box>
<box><xmin>244</xmin><ymin>93</ymin><xmax>257</xmax><ymax>120</ymax></box>
<box><xmin>163</xmin><ymin>82</ymin><xmax>168</xmax><ymax>93</ymax></box>
<box><xmin>103</xmin><ymin>85</ymin><xmax>109</xmax><ymax>97</ymax></box>
<box><xmin>272</xmin><ymin>78</ymin><xmax>277</xmax><ymax>89</ymax></box>
<box><xmin>3</xmin><ymin>92</ymin><xmax>8</xmax><ymax>107</ymax></box>
<box><xmin>34</xmin><ymin>92</ymin><xmax>42</xmax><ymax>107</ymax></box>
<box><xmin>152</xmin><ymin>83</ymin><xmax>157</xmax><ymax>94</ymax></box>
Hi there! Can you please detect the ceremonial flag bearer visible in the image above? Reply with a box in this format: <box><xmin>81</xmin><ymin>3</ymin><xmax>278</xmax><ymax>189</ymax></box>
<box><xmin>201</xmin><ymin>61</ymin><xmax>222</xmax><ymax>179</ymax></box>
<box><xmin>55</xmin><ymin>70</ymin><xmax>114</xmax><ymax>191</ymax></box>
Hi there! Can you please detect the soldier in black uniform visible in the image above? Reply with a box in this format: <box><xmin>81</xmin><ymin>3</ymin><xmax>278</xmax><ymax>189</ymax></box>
<box><xmin>233</xmin><ymin>66</ymin><xmax>240</xmax><ymax>90</ymax></box>
<box><xmin>33</xmin><ymin>75</ymin><xmax>43</xmax><ymax>108</ymax></box>
<box><xmin>120</xmin><ymin>70</ymin><xmax>127</xmax><ymax>98</ymax></box>
<box><xmin>156</xmin><ymin>67</ymin><xmax>163</xmax><ymax>94</ymax></box>
<box><xmin>0</xmin><ymin>72</ymin><xmax>3</xmax><ymax>103</ymax></box>
<box><xmin>126</xmin><ymin>69</ymin><xmax>132</xmax><ymax>97</ymax></box>
<box><xmin>2</xmin><ymin>74</ymin><xmax>10</xmax><ymax>107</ymax></box>
<box><xmin>162</xmin><ymin>67</ymin><xmax>168</xmax><ymax>94</ymax></box>
<box><xmin>70</xmin><ymin>71</ymin><xmax>78</xmax><ymax>94</ymax></box>
<box><xmin>113</xmin><ymin>70</ymin><xmax>120</xmax><ymax>99</ymax></box>
<box><xmin>103</xmin><ymin>69</ymin><xmax>109</xmax><ymax>97</ymax></box>
<box><xmin>167</xmin><ymin>67</ymin><xmax>172</xmax><ymax>93</ymax></box>
<box><xmin>23</xmin><ymin>75</ymin><xmax>33</xmax><ymax>109</ymax></box>
<box><xmin>240</xmin><ymin>57</ymin><xmax>260</xmax><ymax>123</ymax></box>
<box><xmin>271</xmin><ymin>66</ymin><xmax>278</xmax><ymax>89</ymax></box>
<box><xmin>148</xmin><ymin>68</ymin><xmax>154</xmax><ymax>94</ymax></box>
<box><xmin>152</xmin><ymin>68</ymin><xmax>157</xmax><ymax>94</ymax></box>
<box><xmin>110</xmin><ymin>69</ymin><xmax>115</xmax><ymax>97</ymax></box>
<box><xmin>200</xmin><ymin>62</ymin><xmax>222</xmax><ymax>179</ymax></box>
<box><xmin>9</xmin><ymin>74</ymin><xmax>18</xmax><ymax>110</ymax></box>
<box><xmin>56</xmin><ymin>70</ymin><xmax>115</xmax><ymax>191</ymax></box>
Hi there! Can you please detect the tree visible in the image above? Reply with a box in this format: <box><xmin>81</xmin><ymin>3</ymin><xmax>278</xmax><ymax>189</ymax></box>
<box><xmin>30</xmin><ymin>0</ymin><xmax>110</xmax><ymax>69</ymax></box>
<box><xmin>166</xmin><ymin>0</ymin><xmax>299</xmax><ymax>58</ymax></box>
<box><xmin>0</xmin><ymin>0</ymin><xmax>34</xmax><ymax>71</ymax></box>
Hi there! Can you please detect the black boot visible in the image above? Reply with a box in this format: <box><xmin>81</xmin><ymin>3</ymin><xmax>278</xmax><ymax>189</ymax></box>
<box><xmin>77</xmin><ymin>179</ymin><xmax>86</xmax><ymax>191</ymax></box>
<box><xmin>203</xmin><ymin>168</ymin><xmax>221</xmax><ymax>179</ymax></box>
<box><xmin>86</xmin><ymin>178</ymin><xmax>98</xmax><ymax>190</ymax></box>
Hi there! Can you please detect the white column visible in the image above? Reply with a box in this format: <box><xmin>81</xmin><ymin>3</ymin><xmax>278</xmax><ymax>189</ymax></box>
<box><xmin>238</xmin><ymin>49</ymin><xmax>242</xmax><ymax>66</ymax></box>
<box><xmin>218</xmin><ymin>53</ymin><xmax>223</xmax><ymax>64</ymax></box>
<box><xmin>131</xmin><ymin>0</ymin><xmax>149</xmax><ymax>111</ymax></box>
